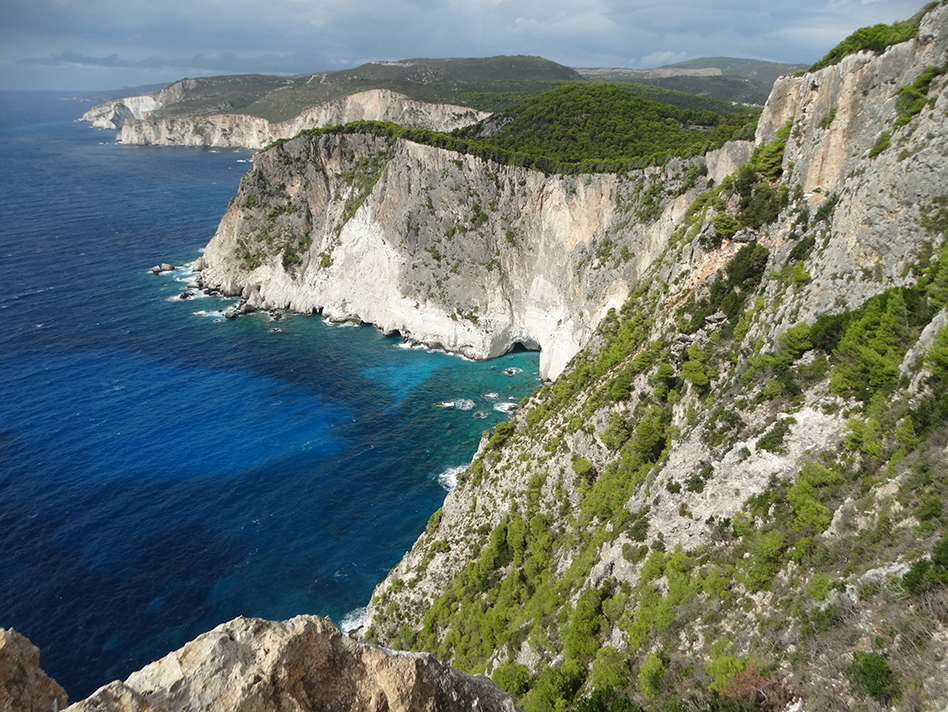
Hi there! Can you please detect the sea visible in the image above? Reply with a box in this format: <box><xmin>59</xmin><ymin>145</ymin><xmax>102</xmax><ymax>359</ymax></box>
<box><xmin>0</xmin><ymin>92</ymin><xmax>540</xmax><ymax>699</ymax></box>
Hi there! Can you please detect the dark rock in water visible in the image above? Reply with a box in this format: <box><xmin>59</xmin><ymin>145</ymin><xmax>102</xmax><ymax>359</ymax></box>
<box><xmin>179</xmin><ymin>292</ymin><xmax>193</xmax><ymax>300</ymax></box>
<box><xmin>224</xmin><ymin>310</ymin><xmax>238</xmax><ymax>320</ymax></box>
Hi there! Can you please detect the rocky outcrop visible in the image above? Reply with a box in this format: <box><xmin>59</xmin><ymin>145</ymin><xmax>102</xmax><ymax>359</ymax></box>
<box><xmin>195</xmin><ymin>129</ymin><xmax>752</xmax><ymax>380</ymax></box>
<box><xmin>66</xmin><ymin>615</ymin><xmax>516</xmax><ymax>712</ymax></box>
<box><xmin>114</xmin><ymin>90</ymin><xmax>490</xmax><ymax>149</ymax></box>
<box><xmin>81</xmin><ymin>95</ymin><xmax>162</xmax><ymax>130</ymax></box>
<box><xmin>0</xmin><ymin>628</ymin><xmax>68</xmax><ymax>712</ymax></box>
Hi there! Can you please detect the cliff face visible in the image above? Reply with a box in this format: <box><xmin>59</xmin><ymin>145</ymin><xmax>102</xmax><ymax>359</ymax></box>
<box><xmin>356</xmin><ymin>7</ymin><xmax>948</xmax><ymax>711</ymax></box>
<box><xmin>114</xmin><ymin>89</ymin><xmax>489</xmax><ymax>149</ymax></box>
<box><xmin>81</xmin><ymin>95</ymin><xmax>162</xmax><ymax>130</ymax></box>
<box><xmin>196</xmin><ymin>130</ymin><xmax>751</xmax><ymax>380</ymax></box>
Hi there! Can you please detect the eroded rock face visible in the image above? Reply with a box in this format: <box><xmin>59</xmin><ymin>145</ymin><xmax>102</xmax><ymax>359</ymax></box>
<box><xmin>195</xmin><ymin>128</ymin><xmax>752</xmax><ymax>380</ymax></box>
<box><xmin>114</xmin><ymin>90</ymin><xmax>490</xmax><ymax>149</ymax></box>
<box><xmin>66</xmin><ymin>615</ymin><xmax>517</xmax><ymax>712</ymax></box>
<box><xmin>0</xmin><ymin>628</ymin><xmax>68</xmax><ymax>712</ymax></box>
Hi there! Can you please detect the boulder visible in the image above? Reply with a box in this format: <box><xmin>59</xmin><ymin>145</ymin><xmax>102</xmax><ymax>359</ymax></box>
<box><xmin>66</xmin><ymin>615</ymin><xmax>517</xmax><ymax>712</ymax></box>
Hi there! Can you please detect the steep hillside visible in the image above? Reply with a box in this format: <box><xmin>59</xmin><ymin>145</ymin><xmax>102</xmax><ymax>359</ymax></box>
<box><xmin>355</xmin><ymin>4</ymin><xmax>948</xmax><ymax>711</ymax></box>
<box><xmin>192</xmin><ymin>103</ymin><xmax>753</xmax><ymax>379</ymax></box>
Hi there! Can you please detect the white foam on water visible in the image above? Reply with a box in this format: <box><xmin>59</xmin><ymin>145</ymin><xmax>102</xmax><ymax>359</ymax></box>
<box><xmin>437</xmin><ymin>465</ymin><xmax>468</xmax><ymax>492</ymax></box>
<box><xmin>192</xmin><ymin>309</ymin><xmax>228</xmax><ymax>318</ymax></box>
<box><xmin>474</xmin><ymin>411</ymin><xmax>489</xmax><ymax>419</ymax></box>
<box><xmin>493</xmin><ymin>401</ymin><xmax>518</xmax><ymax>414</ymax></box>
<box><xmin>454</xmin><ymin>398</ymin><xmax>476</xmax><ymax>411</ymax></box>
<box><xmin>340</xmin><ymin>607</ymin><xmax>367</xmax><ymax>633</ymax></box>
<box><xmin>503</xmin><ymin>367</ymin><xmax>523</xmax><ymax>376</ymax></box>
<box><xmin>482</xmin><ymin>392</ymin><xmax>499</xmax><ymax>400</ymax></box>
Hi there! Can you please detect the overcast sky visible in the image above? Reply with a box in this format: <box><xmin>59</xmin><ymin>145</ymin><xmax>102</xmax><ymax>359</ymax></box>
<box><xmin>0</xmin><ymin>0</ymin><xmax>928</xmax><ymax>92</ymax></box>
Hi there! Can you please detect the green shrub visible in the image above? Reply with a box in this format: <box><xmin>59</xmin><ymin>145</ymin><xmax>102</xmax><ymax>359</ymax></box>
<box><xmin>487</xmin><ymin>421</ymin><xmax>515</xmax><ymax>450</ymax></box>
<box><xmin>788</xmin><ymin>234</ymin><xmax>816</xmax><ymax>262</ymax></box>
<box><xmin>726</xmin><ymin>243</ymin><xmax>770</xmax><ymax>292</ymax></box>
<box><xmin>848</xmin><ymin>651</ymin><xmax>901</xmax><ymax>705</ymax></box>
<box><xmin>741</xmin><ymin>528</ymin><xmax>785</xmax><ymax>591</ymax></box>
<box><xmin>705</xmin><ymin>640</ymin><xmax>749</xmax><ymax>694</ymax></box>
<box><xmin>492</xmin><ymin>661</ymin><xmax>532</xmax><ymax>697</ymax></box>
<box><xmin>590</xmin><ymin>646</ymin><xmax>629</xmax><ymax>690</ymax></box>
<box><xmin>639</xmin><ymin>651</ymin><xmax>669</xmax><ymax>699</ymax></box>
<box><xmin>756</xmin><ymin>417</ymin><xmax>795</xmax><ymax>454</ymax></box>
<box><xmin>894</xmin><ymin>64</ymin><xmax>946</xmax><ymax>128</ymax></box>
<box><xmin>868</xmin><ymin>131</ymin><xmax>891</xmax><ymax>158</ymax></box>
<box><xmin>712</xmin><ymin>213</ymin><xmax>742</xmax><ymax>240</ymax></box>
<box><xmin>811</xmin><ymin>5</ymin><xmax>936</xmax><ymax>71</ymax></box>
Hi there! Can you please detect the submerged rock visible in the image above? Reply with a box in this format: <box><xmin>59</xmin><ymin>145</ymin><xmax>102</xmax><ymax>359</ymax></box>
<box><xmin>65</xmin><ymin>615</ymin><xmax>517</xmax><ymax>712</ymax></box>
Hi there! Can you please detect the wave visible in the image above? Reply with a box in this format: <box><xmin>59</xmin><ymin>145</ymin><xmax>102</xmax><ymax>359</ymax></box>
<box><xmin>493</xmin><ymin>402</ymin><xmax>518</xmax><ymax>414</ymax></box>
<box><xmin>482</xmin><ymin>392</ymin><xmax>499</xmax><ymax>400</ymax></box>
<box><xmin>503</xmin><ymin>367</ymin><xmax>523</xmax><ymax>376</ymax></box>
<box><xmin>454</xmin><ymin>398</ymin><xmax>476</xmax><ymax>411</ymax></box>
<box><xmin>192</xmin><ymin>308</ymin><xmax>228</xmax><ymax>319</ymax></box>
<box><xmin>340</xmin><ymin>607</ymin><xmax>366</xmax><ymax>633</ymax></box>
<box><xmin>437</xmin><ymin>465</ymin><xmax>468</xmax><ymax>492</ymax></box>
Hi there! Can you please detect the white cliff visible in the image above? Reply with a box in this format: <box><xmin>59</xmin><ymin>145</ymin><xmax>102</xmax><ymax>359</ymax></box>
<box><xmin>111</xmin><ymin>89</ymin><xmax>489</xmax><ymax>149</ymax></box>
<box><xmin>82</xmin><ymin>94</ymin><xmax>163</xmax><ymax>130</ymax></box>
<box><xmin>195</xmin><ymin>130</ymin><xmax>752</xmax><ymax>380</ymax></box>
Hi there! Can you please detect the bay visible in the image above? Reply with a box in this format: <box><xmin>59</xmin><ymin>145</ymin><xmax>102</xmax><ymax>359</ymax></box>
<box><xmin>0</xmin><ymin>92</ymin><xmax>539</xmax><ymax>698</ymax></box>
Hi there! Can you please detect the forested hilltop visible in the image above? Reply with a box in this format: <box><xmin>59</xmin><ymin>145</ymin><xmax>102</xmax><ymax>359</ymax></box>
<box><xmin>357</xmin><ymin>3</ymin><xmax>948</xmax><ymax>711</ymax></box>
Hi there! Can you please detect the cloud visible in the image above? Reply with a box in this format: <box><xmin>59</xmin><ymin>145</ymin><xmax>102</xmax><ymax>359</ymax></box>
<box><xmin>20</xmin><ymin>51</ymin><xmax>306</xmax><ymax>74</ymax></box>
<box><xmin>0</xmin><ymin>0</ymin><xmax>935</xmax><ymax>91</ymax></box>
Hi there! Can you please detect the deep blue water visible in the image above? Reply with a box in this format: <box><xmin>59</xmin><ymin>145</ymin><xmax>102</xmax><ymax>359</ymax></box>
<box><xmin>0</xmin><ymin>92</ymin><xmax>539</xmax><ymax>699</ymax></box>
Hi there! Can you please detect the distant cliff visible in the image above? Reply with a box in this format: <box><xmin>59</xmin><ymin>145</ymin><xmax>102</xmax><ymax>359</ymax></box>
<box><xmin>83</xmin><ymin>88</ymin><xmax>489</xmax><ymax>149</ymax></box>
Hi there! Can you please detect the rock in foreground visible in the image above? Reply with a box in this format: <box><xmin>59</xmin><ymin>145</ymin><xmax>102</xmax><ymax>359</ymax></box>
<box><xmin>0</xmin><ymin>628</ymin><xmax>68</xmax><ymax>712</ymax></box>
<box><xmin>66</xmin><ymin>615</ymin><xmax>518</xmax><ymax>712</ymax></box>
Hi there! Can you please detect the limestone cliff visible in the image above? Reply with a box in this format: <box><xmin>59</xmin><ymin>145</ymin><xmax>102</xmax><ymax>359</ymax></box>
<box><xmin>0</xmin><ymin>628</ymin><xmax>68</xmax><ymax>712</ymax></box>
<box><xmin>110</xmin><ymin>89</ymin><xmax>488</xmax><ymax>149</ymax></box>
<box><xmin>81</xmin><ymin>95</ymin><xmax>162</xmax><ymax>130</ymax></box>
<box><xmin>356</xmin><ymin>6</ymin><xmax>948</xmax><ymax>711</ymax></box>
<box><xmin>195</xmin><ymin>129</ymin><xmax>751</xmax><ymax>380</ymax></box>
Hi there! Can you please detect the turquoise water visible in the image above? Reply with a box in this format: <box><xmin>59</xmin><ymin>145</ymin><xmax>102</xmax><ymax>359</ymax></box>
<box><xmin>0</xmin><ymin>92</ymin><xmax>540</xmax><ymax>698</ymax></box>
